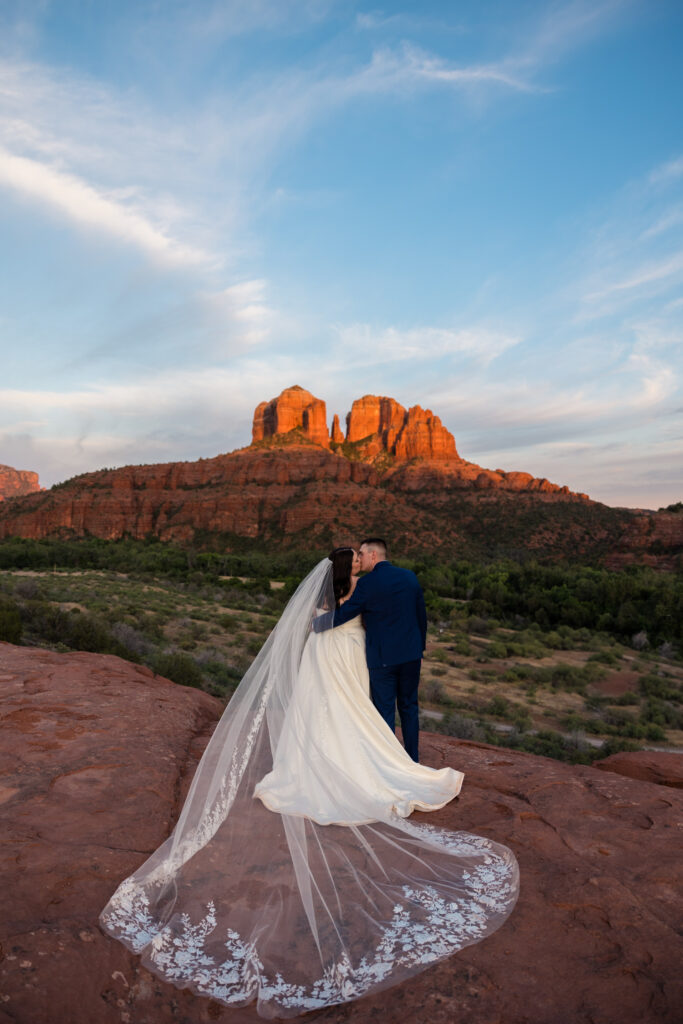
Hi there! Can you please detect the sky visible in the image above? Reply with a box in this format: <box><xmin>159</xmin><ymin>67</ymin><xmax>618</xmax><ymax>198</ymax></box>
<box><xmin>0</xmin><ymin>0</ymin><xmax>681</xmax><ymax>510</ymax></box>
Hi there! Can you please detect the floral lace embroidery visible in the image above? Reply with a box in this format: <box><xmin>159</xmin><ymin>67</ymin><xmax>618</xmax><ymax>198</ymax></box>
<box><xmin>101</xmin><ymin>830</ymin><xmax>518</xmax><ymax>1012</ymax></box>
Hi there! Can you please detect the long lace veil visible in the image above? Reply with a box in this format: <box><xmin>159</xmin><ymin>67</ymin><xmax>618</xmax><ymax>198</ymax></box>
<box><xmin>100</xmin><ymin>558</ymin><xmax>519</xmax><ymax>1018</ymax></box>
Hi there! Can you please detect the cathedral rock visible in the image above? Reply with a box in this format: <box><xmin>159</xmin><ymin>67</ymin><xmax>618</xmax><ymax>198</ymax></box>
<box><xmin>252</xmin><ymin>386</ymin><xmax>330</xmax><ymax>448</ymax></box>
<box><xmin>252</xmin><ymin>387</ymin><xmax>458</xmax><ymax>462</ymax></box>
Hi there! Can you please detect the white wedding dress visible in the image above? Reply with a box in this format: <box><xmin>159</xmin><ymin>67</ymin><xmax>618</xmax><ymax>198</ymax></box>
<box><xmin>100</xmin><ymin>560</ymin><xmax>519</xmax><ymax>1018</ymax></box>
<box><xmin>255</xmin><ymin>616</ymin><xmax>463</xmax><ymax>824</ymax></box>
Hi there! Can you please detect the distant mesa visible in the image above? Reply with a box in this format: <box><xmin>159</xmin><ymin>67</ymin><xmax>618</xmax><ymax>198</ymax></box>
<box><xmin>12</xmin><ymin>384</ymin><xmax>678</xmax><ymax>565</ymax></box>
<box><xmin>250</xmin><ymin>386</ymin><xmax>583</xmax><ymax>497</ymax></box>
<box><xmin>0</xmin><ymin>464</ymin><xmax>41</xmax><ymax>502</ymax></box>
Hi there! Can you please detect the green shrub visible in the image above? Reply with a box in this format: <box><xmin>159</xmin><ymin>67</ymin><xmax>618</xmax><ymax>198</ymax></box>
<box><xmin>0</xmin><ymin>599</ymin><xmax>22</xmax><ymax>644</ymax></box>
<box><xmin>153</xmin><ymin>652</ymin><xmax>204</xmax><ymax>689</ymax></box>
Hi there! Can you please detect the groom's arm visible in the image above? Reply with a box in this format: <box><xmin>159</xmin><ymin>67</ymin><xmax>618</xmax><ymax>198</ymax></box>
<box><xmin>311</xmin><ymin>577</ymin><xmax>368</xmax><ymax>632</ymax></box>
<box><xmin>332</xmin><ymin>581</ymin><xmax>367</xmax><ymax>626</ymax></box>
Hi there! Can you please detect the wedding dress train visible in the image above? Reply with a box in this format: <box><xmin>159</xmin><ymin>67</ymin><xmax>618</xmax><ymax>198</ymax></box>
<box><xmin>100</xmin><ymin>560</ymin><xmax>519</xmax><ymax>1018</ymax></box>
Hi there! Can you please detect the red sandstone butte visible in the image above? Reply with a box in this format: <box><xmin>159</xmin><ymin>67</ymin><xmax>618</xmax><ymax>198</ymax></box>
<box><xmin>0</xmin><ymin>464</ymin><xmax>40</xmax><ymax>501</ymax></box>
<box><xmin>252</xmin><ymin>385</ymin><xmax>330</xmax><ymax>448</ymax></box>
<box><xmin>0</xmin><ymin>386</ymin><xmax>627</xmax><ymax>558</ymax></box>
<box><xmin>0</xmin><ymin>642</ymin><xmax>681</xmax><ymax>1024</ymax></box>
<box><xmin>345</xmin><ymin>394</ymin><xmax>458</xmax><ymax>461</ymax></box>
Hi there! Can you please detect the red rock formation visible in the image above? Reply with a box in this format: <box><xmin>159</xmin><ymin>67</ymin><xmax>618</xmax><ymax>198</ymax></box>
<box><xmin>330</xmin><ymin>414</ymin><xmax>344</xmax><ymax>445</ymax></box>
<box><xmin>0</xmin><ymin>388</ymin><xmax>632</xmax><ymax>560</ymax></box>
<box><xmin>0</xmin><ymin>463</ymin><xmax>40</xmax><ymax>501</ymax></box>
<box><xmin>394</xmin><ymin>405</ymin><xmax>458</xmax><ymax>460</ymax></box>
<box><xmin>252</xmin><ymin>385</ymin><xmax>329</xmax><ymax>448</ymax></box>
<box><xmin>345</xmin><ymin>395</ymin><xmax>458</xmax><ymax>461</ymax></box>
<box><xmin>1</xmin><ymin>643</ymin><xmax>681</xmax><ymax>1023</ymax></box>
<box><xmin>605</xmin><ymin>510</ymin><xmax>683</xmax><ymax>571</ymax></box>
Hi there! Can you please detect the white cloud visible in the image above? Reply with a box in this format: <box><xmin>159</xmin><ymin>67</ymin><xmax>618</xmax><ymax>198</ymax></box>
<box><xmin>0</xmin><ymin>146</ymin><xmax>211</xmax><ymax>266</ymax></box>
<box><xmin>202</xmin><ymin>280</ymin><xmax>276</xmax><ymax>346</ymax></box>
<box><xmin>333</xmin><ymin>323</ymin><xmax>520</xmax><ymax>367</ymax></box>
<box><xmin>585</xmin><ymin>250</ymin><xmax>683</xmax><ymax>303</ymax></box>
<box><xmin>649</xmin><ymin>154</ymin><xmax>683</xmax><ymax>185</ymax></box>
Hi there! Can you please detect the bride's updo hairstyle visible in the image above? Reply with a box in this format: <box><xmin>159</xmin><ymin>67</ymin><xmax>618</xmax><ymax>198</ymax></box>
<box><xmin>328</xmin><ymin>546</ymin><xmax>354</xmax><ymax>606</ymax></box>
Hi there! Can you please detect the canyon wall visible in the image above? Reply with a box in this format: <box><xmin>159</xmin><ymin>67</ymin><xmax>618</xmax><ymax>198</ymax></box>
<box><xmin>0</xmin><ymin>464</ymin><xmax>40</xmax><ymax>501</ymax></box>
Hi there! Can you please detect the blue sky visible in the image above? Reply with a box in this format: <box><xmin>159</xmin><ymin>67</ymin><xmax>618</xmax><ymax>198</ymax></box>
<box><xmin>0</xmin><ymin>0</ymin><xmax>681</xmax><ymax>509</ymax></box>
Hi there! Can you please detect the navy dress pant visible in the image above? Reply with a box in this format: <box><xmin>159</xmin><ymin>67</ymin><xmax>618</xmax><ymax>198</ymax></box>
<box><xmin>369</xmin><ymin>659</ymin><xmax>421</xmax><ymax>762</ymax></box>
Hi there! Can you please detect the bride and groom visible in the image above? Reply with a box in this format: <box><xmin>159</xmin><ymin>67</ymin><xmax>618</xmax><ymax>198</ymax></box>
<box><xmin>253</xmin><ymin>538</ymin><xmax>463</xmax><ymax>824</ymax></box>
<box><xmin>100</xmin><ymin>538</ymin><xmax>519</xmax><ymax>1018</ymax></box>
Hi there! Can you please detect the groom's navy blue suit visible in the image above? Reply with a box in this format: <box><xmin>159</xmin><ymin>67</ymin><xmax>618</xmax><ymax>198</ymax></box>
<box><xmin>330</xmin><ymin>561</ymin><xmax>427</xmax><ymax>762</ymax></box>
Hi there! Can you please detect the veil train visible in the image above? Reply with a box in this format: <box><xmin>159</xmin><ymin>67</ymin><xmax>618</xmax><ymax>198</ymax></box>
<box><xmin>100</xmin><ymin>559</ymin><xmax>519</xmax><ymax>1018</ymax></box>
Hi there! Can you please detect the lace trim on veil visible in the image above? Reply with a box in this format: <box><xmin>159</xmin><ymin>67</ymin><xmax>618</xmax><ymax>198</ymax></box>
<box><xmin>102</xmin><ymin>823</ymin><xmax>518</xmax><ymax>1013</ymax></box>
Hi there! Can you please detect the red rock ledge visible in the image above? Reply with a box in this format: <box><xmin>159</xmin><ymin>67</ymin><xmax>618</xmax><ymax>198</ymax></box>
<box><xmin>1</xmin><ymin>643</ymin><xmax>681</xmax><ymax>1023</ymax></box>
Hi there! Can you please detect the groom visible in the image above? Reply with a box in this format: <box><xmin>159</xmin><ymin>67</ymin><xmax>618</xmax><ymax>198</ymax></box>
<box><xmin>325</xmin><ymin>537</ymin><xmax>427</xmax><ymax>762</ymax></box>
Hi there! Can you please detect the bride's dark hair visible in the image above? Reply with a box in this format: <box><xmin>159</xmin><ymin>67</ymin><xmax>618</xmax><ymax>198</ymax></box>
<box><xmin>328</xmin><ymin>547</ymin><xmax>354</xmax><ymax>606</ymax></box>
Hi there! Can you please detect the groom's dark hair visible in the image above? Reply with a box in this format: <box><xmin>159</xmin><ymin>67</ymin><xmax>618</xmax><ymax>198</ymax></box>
<box><xmin>361</xmin><ymin>537</ymin><xmax>387</xmax><ymax>559</ymax></box>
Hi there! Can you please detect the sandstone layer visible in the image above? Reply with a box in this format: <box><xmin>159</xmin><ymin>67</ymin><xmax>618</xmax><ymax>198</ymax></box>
<box><xmin>0</xmin><ymin>464</ymin><xmax>40</xmax><ymax>502</ymax></box>
<box><xmin>1</xmin><ymin>643</ymin><xmax>681</xmax><ymax>1024</ymax></box>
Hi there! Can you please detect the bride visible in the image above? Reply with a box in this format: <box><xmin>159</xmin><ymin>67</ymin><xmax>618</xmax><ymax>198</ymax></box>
<box><xmin>100</xmin><ymin>548</ymin><xmax>519</xmax><ymax>1019</ymax></box>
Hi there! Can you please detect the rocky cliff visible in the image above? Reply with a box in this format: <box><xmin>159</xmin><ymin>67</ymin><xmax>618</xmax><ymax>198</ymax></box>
<box><xmin>343</xmin><ymin>394</ymin><xmax>458</xmax><ymax>461</ymax></box>
<box><xmin>0</xmin><ymin>386</ymin><xmax>678</xmax><ymax>565</ymax></box>
<box><xmin>1</xmin><ymin>642</ymin><xmax>681</xmax><ymax>1024</ymax></box>
<box><xmin>0</xmin><ymin>463</ymin><xmax>40</xmax><ymax>501</ymax></box>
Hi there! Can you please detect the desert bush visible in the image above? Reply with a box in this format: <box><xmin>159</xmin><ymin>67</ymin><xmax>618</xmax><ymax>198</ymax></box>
<box><xmin>110</xmin><ymin>622</ymin><xmax>155</xmax><ymax>658</ymax></box>
<box><xmin>0</xmin><ymin>598</ymin><xmax>22</xmax><ymax>644</ymax></box>
<box><xmin>422</xmin><ymin>679</ymin><xmax>447</xmax><ymax>704</ymax></box>
<box><xmin>486</xmin><ymin>695</ymin><xmax>509</xmax><ymax>717</ymax></box>
<box><xmin>432</xmin><ymin>712</ymin><xmax>484</xmax><ymax>740</ymax></box>
<box><xmin>486</xmin><ymin>641</ymin><xmax>508</xmax><ymax>659</ymax></box>
<box><xmin>152</xmin><ymin>651</ymin><xmax>204</xmax><ymax>689</ymax></box>
<box><xmin>639</xmin><ymin>674</ymin><xmax>681</xmax><ymax>702</ymax></box>
<box><xmin>21</xmin><ymin>601</ymin><xmax>133</xmax><ymax>659</ymax></box>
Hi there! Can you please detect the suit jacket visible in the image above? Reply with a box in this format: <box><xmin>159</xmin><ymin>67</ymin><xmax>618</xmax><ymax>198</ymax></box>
<box><xmin>331</xmin><ymin>561</ymin><xmax>427</xmax><ymax>669</ymax></box>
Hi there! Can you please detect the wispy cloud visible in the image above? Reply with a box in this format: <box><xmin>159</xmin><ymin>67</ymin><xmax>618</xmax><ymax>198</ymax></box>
<box><xmin>577</xmin><ymin>152</ymin><xmax>683</xmax><ymax>321</ymax></box>
<box><xmin>0</xmin><ymin>146</ymin><xmax>210</xmax><ymax>266</ymax></box>
<box><xmin>649</xmin><ymin>155</ymin><xmax>683</xmax><ymax>185</ymax></box>
<box><xmin>334</xmin><ymin>323</ymin><xmax>520</xmax><ymax>367</ymax></box>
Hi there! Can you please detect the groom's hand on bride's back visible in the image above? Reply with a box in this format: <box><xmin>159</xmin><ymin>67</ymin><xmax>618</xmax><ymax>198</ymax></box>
<box><xmin>312</xmin><ymin>610</ymin><xmax>334</xmax><ymax>632</ymax></box>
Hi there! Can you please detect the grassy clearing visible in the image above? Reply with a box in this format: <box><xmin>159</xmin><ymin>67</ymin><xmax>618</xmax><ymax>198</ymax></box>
<box><xmin>420</xmin><ymin>616</ymin><xmax>683</xmax><ymax>762</ymax></box>
<box><xmin>0</xmin><ymin>568</ymin><xmax>289</xmax><ymax>699</ymax></box>
<box><xmin>1</xmin><ymin>549</ymin><xmax>681</xmax><ymax>764</ymax></box>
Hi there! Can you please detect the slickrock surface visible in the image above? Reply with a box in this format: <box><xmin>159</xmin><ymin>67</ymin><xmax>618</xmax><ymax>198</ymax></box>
<box><xmin>595</xmin><ymin>750</ymin><xmax>683</xmax><ymax>789</ymax></box>
<box><xmin>0</xmin><ymin>465</ymin><xmax>40</xmax><ymax>501</ymax></box>
<box><xmin>1</xmin><ymin>643</ymin><xmax>681</xmax><ymax>1024</ymax></box>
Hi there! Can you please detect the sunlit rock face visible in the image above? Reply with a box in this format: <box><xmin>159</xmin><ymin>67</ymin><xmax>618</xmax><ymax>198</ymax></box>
<box><xmin>344</xmin><ymin>395</ymin><xmax>458</xmax><ymax>461</ymax></box>
<box><xmin>0</xmin><ymin>464</ymin><xmax>40</xmax><ymax>501</ymax></box>
<box><xmin>330</xmin><ymin>413</ymin><xmax>344</xmax><ymax>445</ymax></box>
<box><xmin>252</xmin><ymin>385</ymin><xmax>330</xmax><ymax>448</ymax></box>
<box><xmin>2</xmin><ymin>384</ymin><xmax>645</xmax><ymax>562</ymax></box>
